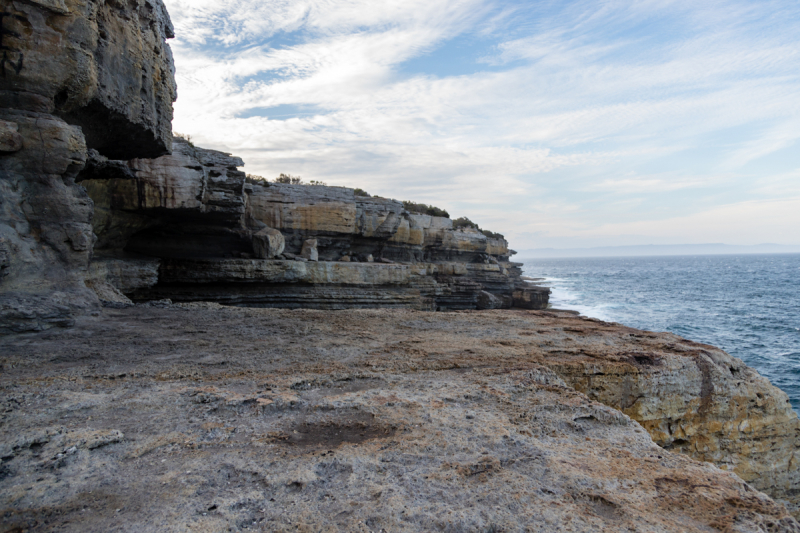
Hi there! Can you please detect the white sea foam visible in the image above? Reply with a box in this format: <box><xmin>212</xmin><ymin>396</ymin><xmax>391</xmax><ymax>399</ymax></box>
<box><xmin>541</xmin><ymin>277</ymin><xmax>616</xmax><ymax>322</ymax></box>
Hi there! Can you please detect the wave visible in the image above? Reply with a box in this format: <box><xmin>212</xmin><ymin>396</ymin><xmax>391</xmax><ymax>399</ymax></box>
<box><xmin>534</xmin><ymin>275</ymin><xmax>617</xmax><ymax>322</ymax></box>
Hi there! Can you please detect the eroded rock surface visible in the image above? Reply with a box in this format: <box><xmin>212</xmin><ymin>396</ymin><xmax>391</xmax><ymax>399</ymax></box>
<box><xmin>79</xmin><ymin>137</ymin><xmax>548</xmax><ymax>312</ymax></box>
<box><xmin>0</xmin><ymin>0</ymin><xmax>176</xmax><ymax>334</ymax></box>
<box><xmin>1</xmin><ymin>307</ymin><xmax>798</xmax><ymax>531</ymax></box>
<box><xmin>0</xmin><ymin>0</ymin><xmax>176</xmax><ymax>158</ymax></box>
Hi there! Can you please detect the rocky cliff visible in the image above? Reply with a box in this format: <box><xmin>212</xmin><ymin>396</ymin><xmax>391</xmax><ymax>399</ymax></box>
<box><xmin>0</xmin><ymin>0</ymin><xmax>542</xmax><ymax>334</ymax></box>
<box><xmin>3</xmin><ymin>1</ymin><xmax>800</xmax><ymax>529</ymax></box>
<box><xmin>0</xmin><ymin>0</ymin><xmax>176</xmax><ymax>334</ymax></box>
<box><xmin>78</xmin><ymin>137</ymin><xmax>549</xmax><ymax>313</ymax></box>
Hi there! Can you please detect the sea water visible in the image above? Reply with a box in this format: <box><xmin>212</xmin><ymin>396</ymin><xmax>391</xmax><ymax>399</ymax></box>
<box><xmin>520</xmin><ymin>254</ymin><xmax>800</xmax><ymax>412</ymax></box>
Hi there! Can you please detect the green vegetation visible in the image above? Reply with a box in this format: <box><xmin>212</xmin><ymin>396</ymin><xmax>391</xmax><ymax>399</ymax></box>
<box><xmin>402</xmin><ymin>201</ymin><xmax>450</xmax><ymax>218</ymax></box>
<box><xmin>275</xmin><ymin>173</ymin><xmax>304</xmax><ymax>184</ymax></box>
<box><xmin>354</xmin><ymin>188</ymin><xmax>371</xmax><ymax>197</ymax></box>
<box><xmin>452</xmin><ymin>216</ymin><xmax>505</xmax><ymax>241</ymax></box>
<box><xmin>246</xmin><ymin>173</ymin><xmax>268</xmax><ymax>183</ymax></box>
<box><xmin>452</xmin><ymin>216</ymin><xmax>478</xmax><ymax>230</ymax></box>
<box><xmin>173</xmin><ymin>132</ymin><xmax>194</xmax><ymax>147</ymax></box>
<box><xmin>245</xmin><ymin>173</ymin><xmax>327</xmax><ymax>186</ymax></box>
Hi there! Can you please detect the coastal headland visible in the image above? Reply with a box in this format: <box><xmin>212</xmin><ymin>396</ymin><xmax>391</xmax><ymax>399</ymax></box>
<box><xmin>2</xmin><ymin>0</ymin><xmax>800</xmax><ymax>531</ymax></box>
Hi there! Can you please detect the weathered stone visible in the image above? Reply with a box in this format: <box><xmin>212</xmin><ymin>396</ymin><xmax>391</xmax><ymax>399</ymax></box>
<box><xmin>88</xmin><ymin>255</ymin><xmax>160</xmax><ymax>295</ymax></box>
<box><xmin>85</xmin><ymin>279</ymin><xmax>134</xmax><ymax>307</ymax></box>
<box><xmin>0</xmin><ymin>111</ymin><xmax>99</xmax><ymax>333</ymax></box>
<box><xmin>0</xmin><ymin>238</ymin><xmax>9</xmax><ymax>278</ymax></box>
<box><xmin>339</xmin><ymin>255</ymin><xmax>351</xmax><ymax>262</ymax></box>
<box><xmin>1</xmin><ymin>0</ymin><xmax>176</xmax><ymax>334</ymax></box>
<box><xmin>0</xmin><ymin>0</ymin><xmax>176</xmax><ymax>159</ymax></box>
<box><xmin>127</xmin><ymin>139</ymin><xmax>246</xmax><ymax>219</ymax></box>
<box><xmin>356</xmin><ymin>195</ymin><xmax>404</xmax><ymax>239</ymax></box>
<box><xmin>537</xmin><ymin>322</ymin><xmax>800</xmax><ymax>515</ymax></box>
<box><xmin>1</xmin><ymin>307</ymin><xmax>798</xmax><ymax>531</ymax></box>
<box><xmin>82</xmin><ymin>138</ymin><xmax>248</xmax><ymax>267</ymax></box>
<box><xmin>252</xmin><ymin>228</ymin><xmax>285</xmax><ymax>259</ymax></box>
<box><xmin>513</xmin><ymin>284</ymin><xmax>551</xmax><ymax>310</ymax></box>
<box><xmin>477</xmin><ymin>290</ymin><xmax>504</xmax><ymax>310</ymax></box>
<box><xmin>0</xmin><ymin>292</ymin><xmax>77</xmax><ymax>334</ymax></box>
<box><xmin>301</xmin><ymin>238</ymin><xmax>319</xmax><ymax>261</ymax></box>
<box><xmin>248</xmin><ymin>183</ymin><xmax>357</xmax><ymax>238</ymax></box>
<box><xmin>77</xmin><ymin>140</ymin><xmax>532</xmax><ymax>311</ymax></box>
<box><xmin>0</xmin><ymin>120</ymin><xmax>22</xmax><ymax>152</ymax></box>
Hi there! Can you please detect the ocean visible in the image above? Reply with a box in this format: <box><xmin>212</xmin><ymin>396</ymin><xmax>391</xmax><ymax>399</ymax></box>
<box><xmin>520</xmin><ymin>254</ymin><xmax>800</xmax><ymax>412</ymax></box>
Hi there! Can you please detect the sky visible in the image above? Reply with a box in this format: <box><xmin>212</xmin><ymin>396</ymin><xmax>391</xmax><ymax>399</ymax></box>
<box><xmin>162</xmin><ymin>0</ymin><xmax>800</xmax><ymax>250</ymax></box>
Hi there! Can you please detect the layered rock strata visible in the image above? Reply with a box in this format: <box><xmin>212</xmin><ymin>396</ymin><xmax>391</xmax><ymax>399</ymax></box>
<box><xmin>0</xmin><ymin>0</ymin><xmax>176</xmax><ymax>333</ymax></box>
<box><xmin>80</xmin><ymin>137</ymin><xmax>549</xmax><ymax>312</ymax></box>
<box><xmin>1</xmin><ymin>306</ymin><xmax>799</xmax><ymax>531</ymax></box>
<box><xmin>537</xmin><ymin>324</ymin><xmax>800</xmax><ymax>515</ymax></box>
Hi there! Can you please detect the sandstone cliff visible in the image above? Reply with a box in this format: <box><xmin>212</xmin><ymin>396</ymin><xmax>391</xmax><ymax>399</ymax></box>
<box><xmin>0</xmin><ymin>0</ymin><xmax>176</xmax><ymax>334</ymax></box>
<box><xmin>77</xmin><ymin>137</ymin><xmax>548</xmax><ymax>313</ymax></box>
<box><xmin>3</xmin><ymin>0</ymin><xmax>800</xmax><ymax>529</ymax></box>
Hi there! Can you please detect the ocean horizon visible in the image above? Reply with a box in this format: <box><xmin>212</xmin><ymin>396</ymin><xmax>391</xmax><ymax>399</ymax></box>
<box><xmin>520</xmin><ymin>253</ymin><xmax>800</xmax><ymax>412</ymax></box>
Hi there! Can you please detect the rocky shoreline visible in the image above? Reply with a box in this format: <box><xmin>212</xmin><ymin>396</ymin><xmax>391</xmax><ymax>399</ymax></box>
<box><xmin>3</xmin><ymin>1</ymin><xmax>800</xmax><ymax>531</ymax></box>
<box><xmin>2</xmin><ymin>306</ymin><xmax>800</xmax><ymax>532</ymax></box>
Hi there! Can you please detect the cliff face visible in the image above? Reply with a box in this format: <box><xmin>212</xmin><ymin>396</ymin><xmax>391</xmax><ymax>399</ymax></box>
<box><xmin>0</xmin><ymin>0</ymin><xmax>176</xmax><ymax>334</ymax></box>
<box><xmin>3</xmin><ymin>1</ymin><xmax>800</xmax><ymax>526</ymax></box>
<box><xmin>78</xmin><ymin>137</ymin><xmax>548</xmax><ymax>312</ymax></box>
<box><xmin>0</xmin><ymin>0</ymin><xmax>176</xmax><ymax>159</ymax></box>
<box><xmin>539</xmin><ymin>327</ymin><xmax>800</xmax><ymax>515</ymax></box>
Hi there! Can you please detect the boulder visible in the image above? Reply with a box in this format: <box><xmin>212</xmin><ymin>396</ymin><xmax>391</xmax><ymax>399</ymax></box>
<box><xmin>301</xmin><ymin>239</ymin><xmax>319</xmax><ymax>262</ymax></box>
<box><xmin>252</xmin><ymin>228</ymin><xmax>285</xmax><ymax>259</ymax></box>
<box><xmin>513</xmin><ymin>285</ymin><xmax>551</xmax><ymax>310</ymax></box>
<box><xmin>84</xmin><ymin>279</ymin><xmax>134</xmax><ymax>307</ymax></box>
<box><xmin>476</xmin><ymin>290</ymin><xmax>504</xmax><ymax>310</ymax></box>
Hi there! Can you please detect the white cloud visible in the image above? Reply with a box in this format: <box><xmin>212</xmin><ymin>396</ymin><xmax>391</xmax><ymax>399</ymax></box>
<box><xmin>163</xmin><ymin>0</ymin><xmax>800</xmax><ymax>248</ymax></box>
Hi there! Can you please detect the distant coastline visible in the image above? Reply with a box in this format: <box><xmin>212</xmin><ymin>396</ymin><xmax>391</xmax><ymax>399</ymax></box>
<box><xmin>516</xmin><ymin>243</ymin><xmax>800</xmax><ymax>259</ymax></box>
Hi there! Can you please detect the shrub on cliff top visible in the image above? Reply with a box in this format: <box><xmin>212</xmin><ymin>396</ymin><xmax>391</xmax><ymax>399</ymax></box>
<box><xmin>402</xmin><ymin>201</ymin><xmax>450</xmax><ymax>218</ymax></box>
<box><xmin>173</xmin><ymin>132</ymin><xmax>194</xmax><ymax>147</ymax></box>
<box><xmin>354</xmin><ymin>188</ymin><xmax>371</xmax><ymax>197</ymax></box>
<box><xmin>453</xmin><ymin>216</ymin><xmax>505</xmax><ymax>240</ymax></box>
<box><xmin>275</xmin><ymin>173</ymin><xmax>304</xmax><ymax>185</ymax></box>
<box><xmin>452</xmin><ymin>216</ymin><xmax>479</xmax><ymax>230</ymax></box>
